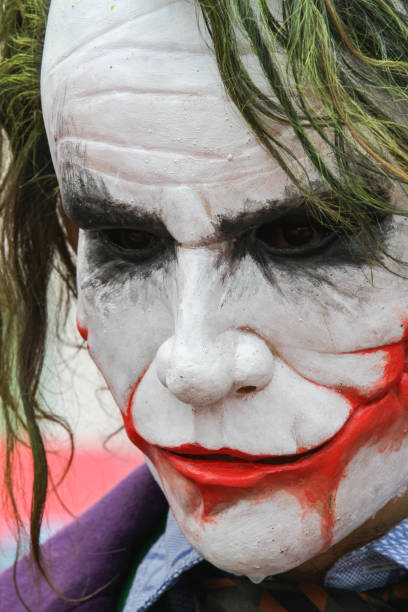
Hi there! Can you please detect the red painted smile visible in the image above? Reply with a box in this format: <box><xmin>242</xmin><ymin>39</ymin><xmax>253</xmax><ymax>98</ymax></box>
<box><xmin>124</xmin><ymin>373</ymin><xmax>408</xmax><ymax>488</ymax></box>
<box><xmin>122</xmin><ymin>342</ymin><xmax>408</xmax><ymax>546</ymax></box>
<box><xmin>123</xmin><ymin>341</ymin><xmax>408</xmax><ymax>489</ymax></box>
<box><xmin>160</xmin><ymin>441</ymin><xmax>332</xmax><ymax>486</ymax></box>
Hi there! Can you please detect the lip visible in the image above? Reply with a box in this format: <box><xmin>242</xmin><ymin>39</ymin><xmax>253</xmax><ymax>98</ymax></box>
<box><xmin>154</xmin><ymin>380</ymin><xmax>405</xmax><ymax>488</ymax></box>
<box><xmin>164</xmin><ymin>443</ymin><xmax>315</xmax><ymax>461</ymax></box>
<box><xmin>158</xmin><ymin>438</ymin><xmax>334</xmax><ymax>487</ymax></box>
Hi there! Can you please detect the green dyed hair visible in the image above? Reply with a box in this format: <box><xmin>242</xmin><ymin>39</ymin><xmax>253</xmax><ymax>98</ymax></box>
<box><xmin>0</xmin><ymin>0</ymin><xmax>75</xmax><ymax>596</ymax></box>
<box><xmin>0</xmin><ymin>0</ymin><xmax>408</xmax><ymax>598</ymax></box>
<box><xmin>197</xmin><ymin>0</ymin><xmax>408</xmax><ymax>240</ymax></box>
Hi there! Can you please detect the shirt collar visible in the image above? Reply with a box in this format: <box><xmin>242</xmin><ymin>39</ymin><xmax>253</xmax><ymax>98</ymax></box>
<box><xmin>324</xmin><ymin>518</ymin><xmax>408</xmax><ymax>590</ymax></box>
<box><xmin>123</xmin><ymin>510</ymin><xmax>201</xmax><ymax>612</ymax></box>
<box><xmin>125</xmin><ymin>512</ymin><xmax>408</xmax><ymax>611</ymax></box>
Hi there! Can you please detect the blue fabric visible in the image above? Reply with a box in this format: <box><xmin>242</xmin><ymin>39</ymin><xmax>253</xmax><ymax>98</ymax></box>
<box><xmin>123</xmin><ymin>511</ymin><xmax>201</xmax><ymax>612</ymax></box>
<box><xmin>125</xmin><ymin>513</ymin><xmax>408</xmax><ymax>611</ymax></box>
<box><xmin>325</xmin><ymin>518</ymin><xmax>408</xmax><ymax>590</ymax></box>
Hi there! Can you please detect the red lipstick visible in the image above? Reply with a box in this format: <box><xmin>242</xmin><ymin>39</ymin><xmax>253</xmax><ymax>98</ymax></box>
<box><xmin>159</xmin><ymin>442</ymin><xmax>330</xmax><ymax>486</ymax></box>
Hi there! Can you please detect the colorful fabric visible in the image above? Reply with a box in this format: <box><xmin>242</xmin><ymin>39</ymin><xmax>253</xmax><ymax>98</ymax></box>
<box><xmin>126</xmin><ymin>511</ymin><xmax>408</xmax><ymax>611</ymax></box>
<box><xmin>196</xmin><ymin>575</ymin><xmax>408</xmax><ymax>611</ymax></box>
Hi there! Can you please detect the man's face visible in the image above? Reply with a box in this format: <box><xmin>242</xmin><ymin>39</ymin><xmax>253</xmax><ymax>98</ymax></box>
<box><xmin>42</xmin><ymin>0</ymin><xmax>408</xmax><ymax>581</ymax></box>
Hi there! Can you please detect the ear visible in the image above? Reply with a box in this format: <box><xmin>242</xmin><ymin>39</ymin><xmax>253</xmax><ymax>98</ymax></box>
<box><xmin>58</xmin><ymin>196</ymin><xmax>79</xmax><ymax>253</ymax></box>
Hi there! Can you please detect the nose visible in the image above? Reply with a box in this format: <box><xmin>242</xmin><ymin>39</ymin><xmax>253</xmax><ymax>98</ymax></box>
<box><xmin>154</xmin><ymin>247</ymin><xmax>274</xmax><ymax>406</ymax></box>
<box><xmin>156</xmin><ymin>331</ymin><xmax>274</xmax><ymax>405</ymax></box>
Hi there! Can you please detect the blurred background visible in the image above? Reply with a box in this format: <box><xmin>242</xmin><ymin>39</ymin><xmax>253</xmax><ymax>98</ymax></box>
<box><xmin>0</xmin><ymin>275</ymin><xmax>144</xmax><ymax>569</ymax></box>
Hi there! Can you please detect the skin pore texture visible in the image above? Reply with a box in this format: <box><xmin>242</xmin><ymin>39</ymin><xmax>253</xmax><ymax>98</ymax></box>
<box><xmin>42</xmin><ymin>0</ymin><xmax>408</xmax><ymax>583</ymax></box>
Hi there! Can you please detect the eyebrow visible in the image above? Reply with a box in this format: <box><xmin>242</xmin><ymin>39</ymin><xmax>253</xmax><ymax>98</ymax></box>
<box><xmin>61</xmin><ymin>166</ymin><xmax>391</xmax><ymax>241</ymax></box>
<box><xmin>218</xmin><ymin>196</ymin><xmax>317</xmax><ymax>238</ymax></box>
<box><xmin>61</xmin><ymin>166</ymin><xmax>169</xmax><ymax>235</ymax></box>
<box><xmin>62</xmin><ymin>166</ymin><xmax>324</xmax><ymax>232</ymax></box>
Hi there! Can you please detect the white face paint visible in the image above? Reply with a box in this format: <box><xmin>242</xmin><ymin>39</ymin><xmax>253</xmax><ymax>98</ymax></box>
<box><xmin>42</xmin><ymin>0</ymin><xmax>408</xmax><ymax>581</ymax></box>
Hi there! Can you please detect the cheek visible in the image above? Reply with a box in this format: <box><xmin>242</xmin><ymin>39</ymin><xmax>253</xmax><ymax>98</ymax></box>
<box><xmin>76</xmin><ymin>250</ymin><xmax>174</xmax><ymax>409</ymax></box>
<box><xmin>280</xmin><ymin>342</ymin><xmax>405</xmax><ymax>402</ymax></box>
<box><xmin>238</xmin><ymin>259</ymin><xmax>408</xmax><ymax>354</ymax></box>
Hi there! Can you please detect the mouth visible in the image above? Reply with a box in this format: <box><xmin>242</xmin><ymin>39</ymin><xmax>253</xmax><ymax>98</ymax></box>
<box><xmin>164</xmin><ymin>442</ymin><xmax>325</xmax><ymax>464</ymax></box>
<box><xmin>158</xmin><ymin>437</ymin><xmax>335</xmax><ymax>487</ymax></box>
<box><xmin>156</xmin><ymin>380</ymin><xmax>406</xmax><ymax>487</ymax></box>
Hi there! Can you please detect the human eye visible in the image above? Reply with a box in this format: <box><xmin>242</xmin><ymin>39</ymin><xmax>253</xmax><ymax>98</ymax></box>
<box><xmin>253</xmin><ymin>208</ymin><xmax>336</xmax><ymax>257</ymax></box>
<box><xmin>96</xmin><ymin>227</ymin><xmax>165</xmax><ymax>262</ymax></box>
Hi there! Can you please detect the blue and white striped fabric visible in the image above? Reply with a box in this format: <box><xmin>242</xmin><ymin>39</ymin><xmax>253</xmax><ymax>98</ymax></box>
<box><xmin>125</xmin><ymin>512</ymin><xmax>408</xmax><ymax>611</ymax></box>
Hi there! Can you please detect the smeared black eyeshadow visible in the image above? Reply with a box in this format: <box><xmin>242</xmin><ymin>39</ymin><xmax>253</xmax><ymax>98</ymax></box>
<box><xmin>61</xmin><ymin>166</ymin><xmax>175</xmax><ymax>283</ymax></box>
<box><xmin>82</xmin><ymin>238</ymin><xmax>174</xmax><ymax>287</ymax></box>
<box><xmin>218</xmin><ymin>199</ymin><xmax>304</xmax><ymax>239</ymax></box>
<box><xmin>61</xmin><ymin>164</ymin><xmax>391</xmax><ymax>292</ymax></box>
<box><xmin>61</xmin><ymin>166</ymin><xmax>170</xmax><ymax>236</ymax></box>
<box><xmin>215</xmin><ymin>191</ymin><xmax>390</xmax><ymax>284</ymax></box>
<box><xmin>217</xmin><ymin>197</ymin><xmax>333</xmax><ymax>261</ymax></box>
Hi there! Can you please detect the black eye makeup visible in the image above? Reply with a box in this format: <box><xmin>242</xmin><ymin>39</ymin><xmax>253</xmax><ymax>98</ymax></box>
<box><xmin>96</xmin><ymin>227</ymin><xmax>166</xmax><ymax>262</ymax></box>
<box><xmin>62</xmin><ymin>166</ymin><xmax>390</xmax><ymax>277</ymax></box>
<box><xmin>220</xmin><ymin>199</ymin><xmax>390</xmax><ymax>276</ymax></box>
<box><xmin>253</xmin><ymin>208</ymin><xmax>336</xmax><ymax>257</ymax></box>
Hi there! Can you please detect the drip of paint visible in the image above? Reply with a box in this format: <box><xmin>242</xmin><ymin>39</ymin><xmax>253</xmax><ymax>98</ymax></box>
<box><xmin>76</xmin><ymin>316</ymin><xmax>88</xmax><ymax>342</ymax></box>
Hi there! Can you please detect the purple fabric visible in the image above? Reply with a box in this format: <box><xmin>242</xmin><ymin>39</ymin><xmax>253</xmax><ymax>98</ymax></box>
<box><xmin>0</xmin><ymin>463</ymin><xmax>167</xmax><ymax>611</ymax></box>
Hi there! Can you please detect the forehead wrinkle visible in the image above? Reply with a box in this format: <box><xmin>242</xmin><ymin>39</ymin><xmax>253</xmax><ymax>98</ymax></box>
<box><xmin>60</xmin><ymin>160</ymin><xmax>283</xmax><ymax>188</ymax></box>
<box><xmin>48</xmin><ymin>39</ymin><xmax>213</xmax><ymax>79</ymax></box>
<box><xmin>45</xmin><ymin>0</ymin><xmax>205</xmax><ymax>77</ymax></box>
<box><xmin>73</xmin><ymin>89</ymin><xmax>221</xmax><ymax>101</ymax></box>
<box><xmin>56</xmin><ymin>136</ymin><xmax>261</xmax><ymax>163</ymax></box>
<box><xmin>58</xmin><ymin>43</ymin><xmax>226</xmax><ymax>96</ymax></box>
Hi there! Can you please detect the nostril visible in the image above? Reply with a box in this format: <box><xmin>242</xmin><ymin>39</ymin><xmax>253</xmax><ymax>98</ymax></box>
<box><xmin>236</xmin><ymin>385</ymin><xmax>257</xmax><ymax>395</ymax></box>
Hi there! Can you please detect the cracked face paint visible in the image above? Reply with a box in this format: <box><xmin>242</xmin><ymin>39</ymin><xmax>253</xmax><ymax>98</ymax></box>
<box><xmin>42</xmin><ymin>0</ymin><xmax>408</xmax><ymax>582</ymax></box>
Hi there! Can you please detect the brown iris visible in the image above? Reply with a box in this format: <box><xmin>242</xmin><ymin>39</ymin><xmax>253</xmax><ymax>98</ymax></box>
<box><xmin>255</xmin><ymin>217</ymin><xmax>331</xmax><ymax>253</ymax></box>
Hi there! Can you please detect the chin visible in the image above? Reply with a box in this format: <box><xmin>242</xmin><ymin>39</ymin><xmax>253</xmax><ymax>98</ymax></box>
<box><xmin>145</xmin><ymin>427</ymin><xmax>408</xmax><ymax>582</ymax></box>
<box><xmin>146</xmin><ymin>454</ymin><xmax>326</xmax><ymax>582</ymax></box>
<box><xmin>168</xmin><ymin>487</ymin><xmax>324</xmax><ymax>583</ymax></box>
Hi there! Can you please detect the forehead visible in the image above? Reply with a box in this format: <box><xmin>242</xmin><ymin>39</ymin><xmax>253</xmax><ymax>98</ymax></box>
<box><xmin>42</xmin><ymin>0</ymin><xmax>321</xmax><ymax>240</ymax></box>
